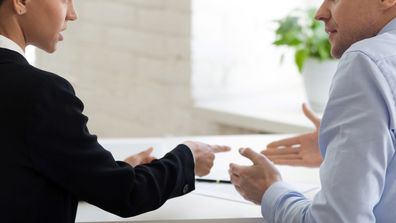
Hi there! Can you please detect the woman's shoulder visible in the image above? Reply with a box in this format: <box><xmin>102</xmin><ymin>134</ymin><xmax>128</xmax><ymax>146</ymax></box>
<box><xmin>3</xmin><ymin>62</ymin><xmax>76</xmax><ymax>97</ymax></box>
<box><xmin>0</xmin><ymin>63</ymin><xmax>81</xmax><ymax>115</ymax></box>
<box><xmin>25</xmin><ymin>64</ymin><xmax>74</xmax><ymax>93</ymax></box>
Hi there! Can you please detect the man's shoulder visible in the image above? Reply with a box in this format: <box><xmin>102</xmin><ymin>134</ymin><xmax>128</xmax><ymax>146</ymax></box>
<box><xmin>345</xmin><ymin>31</ymin><xmax>396</xmax><ymax>62</ymax></box>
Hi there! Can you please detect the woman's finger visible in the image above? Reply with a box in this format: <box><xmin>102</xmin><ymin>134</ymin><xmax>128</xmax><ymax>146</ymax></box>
<box><xmin>211</xmin><ymin>145</ymin><xmax>232</xmax><ymax>153</ymax></box>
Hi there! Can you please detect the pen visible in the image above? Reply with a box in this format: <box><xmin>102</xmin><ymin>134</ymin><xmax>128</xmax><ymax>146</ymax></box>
<box><xmin>195</xmin><ymin>178</ymin><xmax>232</xmax><ymax>184</ymax></box>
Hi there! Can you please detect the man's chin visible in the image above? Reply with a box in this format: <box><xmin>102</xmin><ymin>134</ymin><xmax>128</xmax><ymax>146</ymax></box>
<box><xmin>330</xmin><ymin>46</ymin><xmax>345</xmax><ymax>59</ymax></box>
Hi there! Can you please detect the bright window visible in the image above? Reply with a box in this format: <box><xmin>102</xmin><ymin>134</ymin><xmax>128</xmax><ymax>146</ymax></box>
<box><xmin>192</xmin><ymin>0</ymin><xmax>321</xmax><ymax>101</ymax></box>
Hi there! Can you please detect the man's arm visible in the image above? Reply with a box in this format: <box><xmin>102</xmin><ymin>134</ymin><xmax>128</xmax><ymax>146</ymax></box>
<box><xmin>231</xmin><ymin>51</ymin><xmax>395</xmax><ymax>222</ymax></box>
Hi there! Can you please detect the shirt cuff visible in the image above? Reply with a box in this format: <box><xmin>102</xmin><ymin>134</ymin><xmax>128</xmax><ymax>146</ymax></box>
<box><xmin>261</xmin><ymin>181</ymin><xmax>298</xmax><ymax>223</ymax></box>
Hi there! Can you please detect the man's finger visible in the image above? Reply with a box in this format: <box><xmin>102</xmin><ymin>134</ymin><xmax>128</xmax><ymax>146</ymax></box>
<box><xmin>211</xmin><ymin>145</ymin><xmax>232</xmax><ymax>153</ymax></box>
<box><xmin>262</xmin><ymin>147</ymin><xmax>300</xmax><ymax>155</ymax></box>
<box><xmin>233</xmin><ymin>184</ymin><xmax>243</xmax><ymax>197</ymax></box>
<box><xmin>266</xmin><ymin>136</ymin><xmax>302</xmax><ymax>148</ymax></box>
<box><xmin>265</xmin><ymin>154</ymin><xmax>301</xmax><ymax>160</ymax></box>
<box><xmin>273</xmin><ymin>159</ymin><xmax>304</xmax><ymax>166</ymax></box>
<box><xmin>229</xmin><ymin>163</ymin><xmax>244</xmax><ymax>176</ymax></box>
<box><xmin>229</xmin><ymin>172</ymin><xmax>240</xmax><ymax>186</ymax></box>
<box><xmin>302</xmin><ymin>103</ymin><xmax>320</xmax><ymax>128</ymax></box>
<box><xmin>239</xmin><ymin>148</ymin><xmax>265</xmax><ymax>165</ymax></box>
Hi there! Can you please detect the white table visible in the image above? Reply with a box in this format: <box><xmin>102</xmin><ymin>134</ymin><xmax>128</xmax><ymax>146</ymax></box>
<box><xmin>76</xmin><ymin>134</ymin><xmax>320</xmax><ymax>223</ymax></box>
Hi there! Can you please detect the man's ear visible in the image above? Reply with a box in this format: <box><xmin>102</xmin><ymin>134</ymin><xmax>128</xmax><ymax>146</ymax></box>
<box><xmin>11</xmin><ymin>0</ymin><xmax>29</xmax><ymax>15</ymax></box>
<box><xmin>380</xmin><ymin>0</ymin><xmax>396</xmax><ymax>10</ymax></box>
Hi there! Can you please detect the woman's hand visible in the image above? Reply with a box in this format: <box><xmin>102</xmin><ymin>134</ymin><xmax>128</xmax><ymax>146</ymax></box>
<box><xmin>124</xmin><ymin>147</ymin><xmax>156</xmax><ymax>167</ymax></box>
<box><xmin>183</xmin><ymin>141</ymin><xmax>231</xmax><ymax>177</ymax></box>
<box><xmin>262</xmin><ymin>104</ymin><xmax>323</xmax><ymax>167</ymax></box>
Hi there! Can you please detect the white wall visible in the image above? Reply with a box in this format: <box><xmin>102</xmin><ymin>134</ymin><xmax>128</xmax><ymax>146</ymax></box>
<box><xmin>34</xmin><ymin>0</ymin><xmax>321</xmax><ymax>137</ymax></box>
<box><xmin>35</xmin><ymin>0</ymin><xmax>237</xmax><ymax>137</ymax></box>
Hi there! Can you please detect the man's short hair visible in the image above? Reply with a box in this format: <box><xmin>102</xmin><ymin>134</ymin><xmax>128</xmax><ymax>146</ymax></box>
<box><xmin>0</xmin><ymin>0</ymin><xmax>3</xmax><ymax>6</ymax></box>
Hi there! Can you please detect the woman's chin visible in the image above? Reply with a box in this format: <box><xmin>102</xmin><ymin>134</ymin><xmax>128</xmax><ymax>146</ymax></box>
<box><xmin>44</xmin><ymin>48</ymin><xmax>56</xmax><ymax>54</ymax></box>
<box><xmin>43</xmin><ymin>43</ymin><xmax>58</xmax><ymax>54</ymax></box>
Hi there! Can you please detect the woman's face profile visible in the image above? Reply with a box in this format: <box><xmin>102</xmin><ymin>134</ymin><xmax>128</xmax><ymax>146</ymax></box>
<box><xmin>20</xmin><ymin>0</ymin><xmax>77</xmax><ymax>53</ymax></box>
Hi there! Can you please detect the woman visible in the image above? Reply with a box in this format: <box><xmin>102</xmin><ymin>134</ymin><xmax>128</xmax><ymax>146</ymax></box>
<box><xmin>0</xmin><ymin>0</ymin><xmax>229</xmax><ymax>222</ymax></box>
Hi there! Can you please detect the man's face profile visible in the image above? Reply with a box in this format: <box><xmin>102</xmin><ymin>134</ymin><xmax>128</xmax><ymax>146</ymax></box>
<box><xmin>315</xmin><ymin>0</ymin><xmax>383</xmax><ymax>58</ymax></box>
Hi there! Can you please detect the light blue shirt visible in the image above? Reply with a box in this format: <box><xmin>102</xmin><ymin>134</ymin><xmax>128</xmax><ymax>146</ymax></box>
<box><xmin>262</xmin><ymin>18</ymin><xmax>396</xmax><ymax>223</ymax></box>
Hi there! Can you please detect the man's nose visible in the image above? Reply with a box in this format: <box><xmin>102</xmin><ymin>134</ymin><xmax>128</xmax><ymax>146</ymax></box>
<box><xmin>315</xmin><ymin>2</ymin><xmax>330</xmax><ymax>22</ymax></box>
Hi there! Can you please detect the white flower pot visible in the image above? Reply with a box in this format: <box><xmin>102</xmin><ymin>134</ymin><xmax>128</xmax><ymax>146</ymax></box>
<box><xmin>302</xmin><ymin>59</ymin><xmax>338</xmax><ymax>113</ymax></box>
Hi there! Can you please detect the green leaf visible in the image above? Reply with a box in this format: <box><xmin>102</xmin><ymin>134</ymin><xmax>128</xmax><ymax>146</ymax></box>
<box><xmin>295</xmin><ymin>48</ymin><xmax>310</xmax><ymax>73</ymax></box>
<box><xmin>273</xmin><ymin>7</ymin><xmax>332</xmax><ymax>71</ymax></box>
<box><xmin>318</xmin><ymin>41</ymin><xmax>330</xmax><ymax>60</ymax></box>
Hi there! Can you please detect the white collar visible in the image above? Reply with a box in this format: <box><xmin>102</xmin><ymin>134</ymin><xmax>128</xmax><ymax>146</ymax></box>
<box><xmin>0</xmin><ymin>35</ymin><xmax>26</xmax><ymax>58</ymax></box>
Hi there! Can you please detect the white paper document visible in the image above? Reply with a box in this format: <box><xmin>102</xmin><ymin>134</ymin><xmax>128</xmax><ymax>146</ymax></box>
<box><xmin>101</xmin><ymin>136</ymin><xmax>321</xmax><ymax>204</ymax></box>
<box><xmin>194</xmin><ymin>147</ymin><xmax>321</xmax><ymax>203</ymax></box>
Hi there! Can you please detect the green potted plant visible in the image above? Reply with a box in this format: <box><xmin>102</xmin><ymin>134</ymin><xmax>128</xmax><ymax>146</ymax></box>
<box><xmin>273</xmin><ymin>8</ymin><xmax>338</xmax><ymax>113</ymax></box>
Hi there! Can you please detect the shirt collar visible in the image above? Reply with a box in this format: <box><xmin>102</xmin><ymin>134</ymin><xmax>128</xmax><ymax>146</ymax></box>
<box><xmin>379</xmin><ymin>18</ymin><xmax>396</xmax><ymax>35</ymax></box>
<box><xmin>0</xmin><ymin>35</ymin><xmax>25</xmax><ymax>58</ymax></box>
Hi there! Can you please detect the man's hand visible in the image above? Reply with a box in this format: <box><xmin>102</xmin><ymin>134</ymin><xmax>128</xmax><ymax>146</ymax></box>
<box><xmin>262</xmin><ymin>104</ymin><xmax>323</xmax><ymax>167</ymax></box>
<box><xmin>183</xmin><ymin>141</ymin><xmax>231</xmax><ymax>177</ymax></box>
<box><xmin>229</xmin><ymin>148</ymin><xmax>281</xmax><ymax>205</ymax></box>
<box><xmin>124</xmin><ymin>147</ymin><xmax>156</xmax><ymax>167</ymax></box>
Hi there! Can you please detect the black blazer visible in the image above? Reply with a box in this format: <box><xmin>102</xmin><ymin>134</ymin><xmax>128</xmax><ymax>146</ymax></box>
<box><xmin>0</xmin><ymin>48</ymin><xmax>195</xmax><ymax>223</ymax></box>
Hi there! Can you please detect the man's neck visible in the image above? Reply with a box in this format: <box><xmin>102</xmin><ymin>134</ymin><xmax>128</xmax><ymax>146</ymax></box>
<box><xmin>374</xmin><ymin>9</ymin><xmax>396</xmax><ymax>35</ymax></box>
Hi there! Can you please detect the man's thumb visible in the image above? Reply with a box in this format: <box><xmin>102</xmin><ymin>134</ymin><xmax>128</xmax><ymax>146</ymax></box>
<box><xmin>239</xmin><ymin>148</ymin><xmax>261</xmax><ymax>164</ymax></box>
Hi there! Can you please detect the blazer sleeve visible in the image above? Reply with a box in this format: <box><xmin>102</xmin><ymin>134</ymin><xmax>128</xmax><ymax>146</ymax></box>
<box><xmin>25</xmin><ymin>75</ymin><xmax>195</xmax><ymax>217</ymax></box>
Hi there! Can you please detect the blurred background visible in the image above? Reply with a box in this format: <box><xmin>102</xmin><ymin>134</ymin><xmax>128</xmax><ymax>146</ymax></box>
<box><xmin>26</xmin><ymin>0</ymin><xmax>324</xmax><ymax>138</ymax></box>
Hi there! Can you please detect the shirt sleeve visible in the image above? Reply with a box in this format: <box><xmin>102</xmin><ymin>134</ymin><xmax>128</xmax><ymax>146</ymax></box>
<box><xmin>261</xmin><ymin>51</ymin><xmax>395</xmax><ymax>223</ymax></box>
<box><xmin>25</xmin><ymin>76</ymin><xmax>195</xmax><ymax>217</ymax></box>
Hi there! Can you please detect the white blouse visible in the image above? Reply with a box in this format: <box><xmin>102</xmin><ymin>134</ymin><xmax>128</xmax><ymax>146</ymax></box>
<box><xmin>0</xmin><ymin>35</ymin><xmax>25</xmax><ymax>58</ymax></box>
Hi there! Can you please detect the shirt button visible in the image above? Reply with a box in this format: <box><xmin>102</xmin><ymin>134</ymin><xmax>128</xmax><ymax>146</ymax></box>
<box><xmin>182</xmin><ymin>184</ymin><xmax>189</xmax><ymax>194</ymax></box>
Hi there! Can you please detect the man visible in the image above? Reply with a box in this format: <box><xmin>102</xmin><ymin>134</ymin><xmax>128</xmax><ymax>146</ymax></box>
<box><xmin>229</xmin><ymin>0</ymin><xmax>396</xmax><ymax>222</ymax></box>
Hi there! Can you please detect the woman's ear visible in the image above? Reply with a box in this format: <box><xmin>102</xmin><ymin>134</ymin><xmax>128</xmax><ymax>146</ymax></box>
<box><xmin>12</xmin><ymin>0</ymin><xmax>29</xmax><ymax>15</ymax></box>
